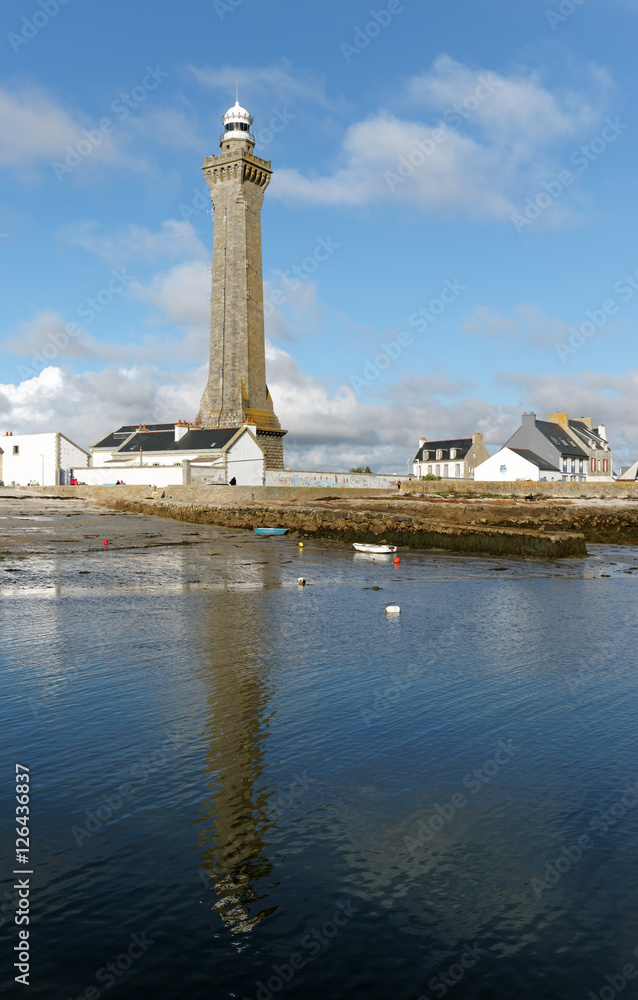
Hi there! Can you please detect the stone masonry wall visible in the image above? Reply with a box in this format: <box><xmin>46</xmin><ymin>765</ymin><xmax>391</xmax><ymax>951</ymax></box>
<box><xmin>18</xmin><ymin>479</ymin><xmax>638</xmax><ymax>504</ymax></box>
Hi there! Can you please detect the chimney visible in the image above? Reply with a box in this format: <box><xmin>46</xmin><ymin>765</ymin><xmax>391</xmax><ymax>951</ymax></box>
<box><xmin>419</xmin><ymin>437</ymin><xmax>428</xmax><ymax>448</ymax></box>
<box><xmin>577</xmin><ymin>417</ymin><xmax>593</xmax><ymax>429</ymax></box>
<box><xmin>597</xmin><ymin>424</ymin><xmax>607</xmax><ymax>441</ymax></box>
<box><xmin>548</xmin><ymin>411</ymin><xmax>569</xmax><ymax>430</ymax></box>
<box><xmin>174</xmin><ymin>421</ymin><xmax>190</xmax><ymax>442</ymax></box>
<box><xmin>521</xmin><ymin>412</ymin><xmax>536</xmax><ymax>428</ymax></box>
<box><xmin>472</xmin><ymin>432</ymin><xmax>483</xmax><ymax>445</ymax></box>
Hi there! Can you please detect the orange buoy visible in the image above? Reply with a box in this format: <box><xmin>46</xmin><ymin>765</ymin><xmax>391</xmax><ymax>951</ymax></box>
<box><xmin>394</xmin><ymin>556</ymin><xmax>400</xmax><ymax>564</ymax></box>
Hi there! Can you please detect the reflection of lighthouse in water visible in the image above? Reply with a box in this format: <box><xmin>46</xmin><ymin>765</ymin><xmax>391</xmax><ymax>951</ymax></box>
<box><xmin>196</xmin><ymin>590</ymin><xmax>280</xmax><ymax>933</ymax></box>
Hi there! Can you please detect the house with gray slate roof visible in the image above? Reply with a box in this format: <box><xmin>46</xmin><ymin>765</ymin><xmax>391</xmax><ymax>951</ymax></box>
<box><xmin>84</xmin><ymin>421</ymin><xmax>266</xmax><ymax>486</ymax></box>
<box><xmin>412</xmin><ymin>433</ymin><xmax>489</xmax><ymax>479</ymax></box>
<box><xmin>491</xmin><ymin>411</ymin><xmax>612</xmax><ymax>482</ymax></box>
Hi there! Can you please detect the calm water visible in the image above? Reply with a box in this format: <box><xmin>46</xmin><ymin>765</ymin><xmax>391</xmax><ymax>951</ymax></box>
<box><xmin>2</xmin><ymin>500</ymin><xmax>638</xmax><ymax>999</ymax></box>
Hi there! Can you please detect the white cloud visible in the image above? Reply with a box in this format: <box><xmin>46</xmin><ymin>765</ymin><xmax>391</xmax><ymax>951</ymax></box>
<box><xmin>461</xmin><ymin>303</ymin><xmax>581</xmax><ymax>349</ymax></box>
<box><xmin>0</xmin><ymin>365</ymin><xmax>204</xmax><ymax>447</ymax></box>
<box><xmin>0</xmin><ymin>85</ymin><xmax>139</xmax><ymax>177</ymax></box>
<box><xmin>0</xmin><ymin>343</ymin><xmax>508</xmax><ymax>471</ymax></box>
<box><xmin>494</xmin><ymin>369</ymin><xmax>638</xmax><ymax>460</ymax></box>
<box><xmin>3</xmin><ymin>350</ymin><xmax>636</xmax><ymax>470</ymax></box>
<box><xmin>131</xmin><ymin>260</ymin><xmax>210</xmax><ymax>329</ymax></box>
<box><xmin>55</xmin><ymin>220</ymin><xmax>212</xmax><ymax>362</ymax></box>
<box><xmin>265</xmin><ymin>342</ymin><xmax>518</xmax><ymax>470</ymax></box>
<box><xmin>130</xmin><ymin>106</ymin><xmax>205</xmax><ymax>151</ymax></box>
<box><xmin>188</xmin><ymin>59</ymin><xmax>342</xmax><ymax>113</ymax></box>
<box><xmin>0</xmin><ymin>86</ymin><xmax>91</xmax><ymax>166</ymax></box>
<box><xmin>2</xmin><ymin>311</ymin><xmax>99</xmax><ymax>360</ymax></box>
<box><xmin>60</xmin><ymin>220</ymin><xmax>209</xmax><ymax>268</ymax></box>
<box><xmin>408</xmin><ymin>56</ymin><xmax>604</xmax><ymax>147</ymax></box>
<box><xmin>271</xmin><ymin>58</ymin><xmax>612</xmax><ymax>223</ymax></box>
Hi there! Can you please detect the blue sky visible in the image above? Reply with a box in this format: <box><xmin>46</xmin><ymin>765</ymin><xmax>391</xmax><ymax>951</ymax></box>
<box><xmin>1</xmin><ymin>0</ymin><xmax>637</xmax><ymax>471</ymax></box>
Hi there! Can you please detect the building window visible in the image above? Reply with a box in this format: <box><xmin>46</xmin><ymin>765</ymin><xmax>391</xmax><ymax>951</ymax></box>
<box><xmin>603</xmin><ymin>459</ymin><xmax>608</xmax><ymax>473</ymax></box>
<box><xmin>428</xmin><ymin>465</ymin><xmax>432</xmax><ymax>475</ymax></box>
<box><xmin>436</xmin><ymin>450</ymin><xmax>442</xmax><ymax>460</ymax></box>
<box><xmin>562</xmin><ymin>459</ymin><xmax>567</xmax><ymax>472</ymax></box>
<box><xmin>443</xmin><ymin>464</ymin><xmax>449</xmax><ymax>477</ymax></box>
<box><xmin>591</xmin><ymin>458</ymin><xmax>597</xmax><ymax>473</ymax></box>
<box><xmin>579</xmin><ymin>459</ymin><xmax>584</xmax><ymax>473</ymax></box>
<box><xmin>435</xmin><ymin>465</ymin><xmax>440</xmax><ymax>476</ymax></box>
<box><xmin>12</xmin><ymin>445</ymin><xmax>19</xmax><ymax>455</ymax></box>
<box><xmin>450</xmin><ymin>449</ymin><xmax>456</xmax><ymax>459</ymax></box>
<box><xmin>455</xmin><ymin>464</ymin><xmax>460</xmax><ymax>477</ymax></box>
<box><xmin>571</xmin><ymin>458</ymin><xmax>576</xmax><ymax>473</ymax></box>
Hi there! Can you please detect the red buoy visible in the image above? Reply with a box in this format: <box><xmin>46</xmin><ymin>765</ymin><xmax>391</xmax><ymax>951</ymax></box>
<box><xmin>394</xmin><ymin>556</ymin><xmax>400</xmax><ymax>564</ymax></box>
<box><xmin>103</xmin><ymin>540</ymin><xmax>109</xmax><ymax>547</ymax></box>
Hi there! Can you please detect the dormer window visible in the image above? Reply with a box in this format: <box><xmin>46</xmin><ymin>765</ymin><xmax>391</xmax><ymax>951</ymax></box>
<box><xmin>450</xmin><ymin>448</ymin><xmax>456</xmax><ymax>459</ymax></box>
<box><xmin>436</xmin><ymin>449</ymin><xmax>443</xmax><ymax>460</ymax></box>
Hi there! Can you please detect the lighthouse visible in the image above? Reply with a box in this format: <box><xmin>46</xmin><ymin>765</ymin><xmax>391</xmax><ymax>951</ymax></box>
<box><xmin>196</xmin><ymin>100</ymin><xmax>286</xmax><ymax>468</ymax></box>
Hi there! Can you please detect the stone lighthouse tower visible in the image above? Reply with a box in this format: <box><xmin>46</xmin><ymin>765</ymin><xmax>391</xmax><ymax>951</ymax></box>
<box><xmin>197</xmin><ymin>100</ymin><xmax>285</xmax><ymax>468</ymax></box>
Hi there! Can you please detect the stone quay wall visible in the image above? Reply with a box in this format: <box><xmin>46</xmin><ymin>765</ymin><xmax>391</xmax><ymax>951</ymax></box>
<box><xmin>18</xmin><ymin>480</ymin><xmax>638</xmax><ymax>503</ymax></box>
<box><xmin>104</xmin><ymin>498</ymin><xmax>587</xmax><ymax>559</ymax></box>
<box><xmin>19</xmin><ymin>484</ymin><xmax>402</xmax><ymax>504</ymax></box>
<box><xmin>404</xmin><ymin>480</ymin><xmax>638</xmax><ymax>499</ymax></box>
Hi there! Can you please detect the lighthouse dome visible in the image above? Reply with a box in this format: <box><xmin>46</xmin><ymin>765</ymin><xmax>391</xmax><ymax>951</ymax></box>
<box><xmin>222</xmin><ymin>100</ymin><xmax>253</xmax><ymax>127</ymax></box>
<box><xmin>221</xmin><ymin>100</ymin><xmax>255</xmax><ymax>144</ymax></box>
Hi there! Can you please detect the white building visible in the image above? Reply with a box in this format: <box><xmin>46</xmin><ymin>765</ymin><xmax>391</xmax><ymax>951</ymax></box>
<box><xmin>83</xmin><ymin>422</ymin><xmax>266</xmax><ymax>487</ymax></box>
<box><xmin>0</xmin><ymin>432</ymin><xmax>89</xmax><ymax>486</ymax></box>
<box><xmin>474</xmin><ymin>447</ymin><xmax>563</xmax><ymax>482</ymax></box>
<box><xmin>412</xmin><ymin>433</ymin><xmax>490</xmax><ymax>480</ymax></box>
<box><xmin>503</xmin><ymin>412</ymin><xmax>611</xmax><ymax>483</ymax></box>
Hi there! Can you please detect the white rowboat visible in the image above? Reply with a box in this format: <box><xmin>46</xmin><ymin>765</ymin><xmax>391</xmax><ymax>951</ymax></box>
<box><xmin>353</xmin><ymin>542</ymin><xmax>397</xmax><ymax>554</ymax></box>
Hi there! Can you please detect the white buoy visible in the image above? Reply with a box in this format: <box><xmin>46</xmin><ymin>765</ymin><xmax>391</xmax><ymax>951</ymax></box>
<box><xmin>385</xmin><ymin>605</ymin><xmax>401</xmax><ymax>614</ymax></box>
<box><xmin>298</xmin><ymin>577</ymin><xmax>306</xmax><ymax>586</ymax></box>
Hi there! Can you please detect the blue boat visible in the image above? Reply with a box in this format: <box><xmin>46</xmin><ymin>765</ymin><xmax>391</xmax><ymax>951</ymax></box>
<box><xmin>253</xmin><ymin>527</ymin><xmax>288</xmax><ymax>535</ymax></box>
